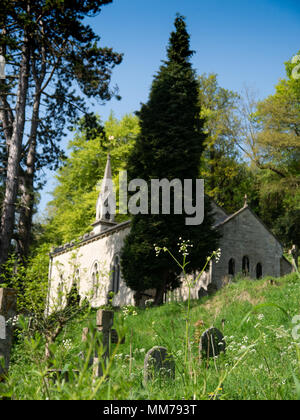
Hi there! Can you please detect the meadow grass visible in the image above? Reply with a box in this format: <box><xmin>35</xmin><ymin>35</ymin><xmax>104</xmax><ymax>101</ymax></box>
<box><xmin>1</xmin><ymin>272</ymin><xmax>300</xmax><ymax>400</ymax></box>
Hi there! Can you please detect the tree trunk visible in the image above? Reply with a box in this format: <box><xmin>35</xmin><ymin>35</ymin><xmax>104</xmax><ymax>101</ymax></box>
<box><xmin>18</xmin><ymin>91</ymin><xmax>41</xmax><ymax>261</ymax></box>
<box><xmin>0</xmin><ymin>40</ymin><xmax>30</xmax><ymax>271</ymax></box>
<box><xmin>18</xmin><ymin>24</ymin><xmax>46</xmax><ymax>263</ymax></box>
<box><xmin>154</xmin><ymin>271</ymin><xmax>168</xmax><ymax>306</ymax></box>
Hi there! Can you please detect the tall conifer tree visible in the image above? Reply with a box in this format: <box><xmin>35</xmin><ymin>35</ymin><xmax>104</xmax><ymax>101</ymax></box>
<box><xmin>121</xmin><ymin>15</ymin><xmax>219</xmax><ymax>305</ymax></box>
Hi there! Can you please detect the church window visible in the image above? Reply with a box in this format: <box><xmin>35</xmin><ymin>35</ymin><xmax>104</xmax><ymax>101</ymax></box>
<box><xmin>242</xmin><ymin>256</ymin><xmax>250</xmax><ymax>276</ymax></box>
<box><xmin>112</xmin><ymin>255</ymin><xmax>120</xmax><ymax>294</ymax></box>
<box><xmin>57</xmin><ymin>275</ymin><xmax>64</xmax><ymax>306</ymax></box>
<box><xmin>256</xmin><ymin>263</ymin><xmax>262</xmax><ymax>279</ymax></box>
<box><xmin>92</xmin><ymin>262</ymin><xmax>100</xmax><ymax>298</ymax></box>
<box><xmin>228</xmin><ymin>258</ymin><xmax>235</xmax><ymax>276</ymax></box>
<box><xmin>74</xmin><ymin>268</ymin><xmax>80</xmax><ymax>288</ymax></box>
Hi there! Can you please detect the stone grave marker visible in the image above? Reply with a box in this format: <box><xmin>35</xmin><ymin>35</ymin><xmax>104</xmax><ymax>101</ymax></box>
<box><xmin>199</xmin><ymin>327</ymin><xmax>226</xmax><ymax>359</ymax></box>
<box><xmin>96</xmin><ymin>309</ymin><xmax>114</xmax><ymax>360</ymax></box>
<box><xmin>0</xmin><ymin>315</ymin><xmax>5</xmax><ymax>340</ymax></box>
<box><xmin>198</xmin><ymin>287</ymin><xmax>208</xmax><ymax>299</ymax></box>
<box><xmin>207</xmin><ymin>283</ymin><xmax>218</xmax><ymax>296</ymax></box>
<box><xmin>0</xmin><ymin>288</ymin><xmax>17</xmax><ymax>378</ymax></box>
<box><xmin>93</xmin><ymin>309</ymin><xmax>124</xmax><ymax>378</ymax></box>
<box><xmin>144</xmin><ymin>346</ymin><xmax>175</xmax><ymax>383</ymax></box>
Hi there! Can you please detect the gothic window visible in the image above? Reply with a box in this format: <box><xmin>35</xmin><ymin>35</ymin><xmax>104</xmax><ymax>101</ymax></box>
<box><xmin>74</xmin><ymin>268</ymin><xmax>80</xmax><ymax>288</ymax></box>
<box><xmin>256</xmin><ymin>263</ymin><xmax>262</xmax><ymax>279</ymax></box>
<box><xmin>57</xmin><ymin>275</ymin><xmax>64</xmax><ymax>306</ymax></box>
<box><xmin>242</xmin><ymin>256</ymin><xmax>250</xmax><ymax>276</ymax></box>
<box><xmin>228</xmin><ymin>258</ymin><xmax>235</xmax><ymax>276</ymax></box>
<box><xmin>112</xmin><ymin>255</ymin><xmax>120</xmax><ymax>294</ymax></box>
<box><xmin>92</xmin><ymin>262</ymin><xmax>100</xmax><ymax>298</ymax></box>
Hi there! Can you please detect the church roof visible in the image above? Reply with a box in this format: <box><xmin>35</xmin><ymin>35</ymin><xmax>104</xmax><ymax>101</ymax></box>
<box><xmin>51</xmin><ymin>220</ymin><xmax>131</xmax><ymax>256</ymax></box>
<box><xmin>214</xmin><ymin>204</ymin><xmax>284</xmax><ymax>248</ymax></box>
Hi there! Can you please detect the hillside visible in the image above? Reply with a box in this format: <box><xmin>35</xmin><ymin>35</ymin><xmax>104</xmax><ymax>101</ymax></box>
<box><xmin>1</xmin><ymin>272</ymin><xmax>300</xmax><ymax>400</ymax></box>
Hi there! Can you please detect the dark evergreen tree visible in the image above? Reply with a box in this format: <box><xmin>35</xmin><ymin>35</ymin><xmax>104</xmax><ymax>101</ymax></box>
<box><xmin>121</xmin><ymin>15</ymin><xmax>220</xmax><ymax>305</ymax></box>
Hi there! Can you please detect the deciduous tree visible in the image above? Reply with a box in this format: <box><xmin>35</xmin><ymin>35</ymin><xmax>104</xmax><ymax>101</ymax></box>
<box><xmin>0</xmin><ymin>0</ymin><xmax>122</xmax><ymax>271</ymax></box>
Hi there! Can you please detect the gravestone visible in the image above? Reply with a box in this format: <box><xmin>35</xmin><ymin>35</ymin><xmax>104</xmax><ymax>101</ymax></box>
<box><xmin>96</xmin><ymin>309</ymin><xmax>114</xmax><ymax>332</ymax></box>
<box><xmin>94</xmin><ymin>309</ymin><xmax>124</xmax><ymax>378</ymax></box>
<box><xmin>144</xmin><ymin>346</ymin><xmax>175</xmax><ymax>383</ymax></box>
<box><xmin>198</xmin><ymin>287</ymin><xmax>208</xmax><ymax>299</ymax></box>
<box><xmin>0</xmin><ymin>288</ymin><xmax>17</xmax><ymax>378</ymax></box>
<box><xmin>0</xmin><ymin>316</ymin><xmax>5</xmax><ymax>340</ymax></box>
<box><xmin>96</xmin><ymin>309</ymin><xmax>114</xmax><ymax>358</ymax></box>
<box><xmin>207</xmin><ymin>283</ymin><xmax>218</xmax><ymax>296</ymax></box>
<box><xmin>199</xmin><ymin>327</ymin><xmax>226</xmax><ymax>359</ymax></box>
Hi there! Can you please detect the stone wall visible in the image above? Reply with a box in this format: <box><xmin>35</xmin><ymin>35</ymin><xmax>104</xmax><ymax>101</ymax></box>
<box><xmin>280</xmin><ymin>257</ymin><xmax>293</xmax><ymax>276</ymax></box>
<box><xmin>212</xmin><ymin>207</ymin><xmax>283</xmax><ymax>289</ymax></box>
<box><xmin>47</xmin><ymin>223</ymin><xmax>134</xmax><ymax>314</ymax></box>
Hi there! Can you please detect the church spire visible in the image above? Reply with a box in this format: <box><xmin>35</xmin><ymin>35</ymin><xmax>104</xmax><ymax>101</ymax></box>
<box><xmin>93</xmin><ymin>154</ymin><xmax>117</xmax><ymax>234</ymax></box>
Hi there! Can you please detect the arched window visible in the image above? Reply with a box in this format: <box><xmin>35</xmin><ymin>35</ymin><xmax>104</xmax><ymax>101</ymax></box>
<box><xmin>92</xmin><ymin>262</ymin><xmax>100</xmax><ymax>298</ymax></box>
<box><xmin>74</xmin><ymin>268</ymin><xmax>80</xmax><ymax>288</ymax></box>
<box><xmin>256</xmin><ymin>263</ymin><xmax>262</xmax><ymax>279</ymax></box>
<box><xmin>228</xmin><ymin>258</ymin><xmax>235</xmax><ymax>276</ymax></box>
<box><xmin>112</xmin><ymin>255</ymin><xmax>120</xmax><ymax>294</ymax></box>
<box><xmin>242</xmin><ymin>256</ymin><xmax>250</xmax><ymax>276</ymax></box>
<box><xmin>57</xmin><ymin>275</ymin><xmax>64</xmax><ymax>306</ymax></box>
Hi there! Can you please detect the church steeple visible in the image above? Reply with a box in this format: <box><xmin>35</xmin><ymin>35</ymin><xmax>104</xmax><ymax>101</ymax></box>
<box><xmin>92</xmin><ymin>154</ymin><xmax>117</xmax><ymax>234</ymax></box>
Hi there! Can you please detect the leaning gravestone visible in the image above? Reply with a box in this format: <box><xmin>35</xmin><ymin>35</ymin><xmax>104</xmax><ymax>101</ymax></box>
<box><xmin>144</xmin><ymin>346</ymin><xmax>175</xmax><ymax>383</ymax></box>
<box><xmin>199</xmin><ymin>327</ymin><xmax>226</xmax><ymax>359</ymax></box>
<box><xmin>0</xmin><ymin>288</ymin><xmax>17</xmax><ymax>378</ymax></box>
<box><xmin>198</xmin><ymin>287</ymin><xmax>208</xmax><ymax>299</ymax></box>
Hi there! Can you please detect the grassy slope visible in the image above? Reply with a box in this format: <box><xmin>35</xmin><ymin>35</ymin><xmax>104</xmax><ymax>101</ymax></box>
<box><xmin>3</xmin><ymin>272</ymin><xmax>300</xmax><ymax>400</ymax></box>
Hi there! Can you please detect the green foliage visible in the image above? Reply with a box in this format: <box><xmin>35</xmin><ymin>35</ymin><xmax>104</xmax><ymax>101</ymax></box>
<box><xmin>0</xmin><ymin>0</ymin><xmax>123</xmax><ymax>267</ymax></box>
<box><xmin>2</xmin><ymin>272</ymin><xmax>300</xmax><ymax>399</ymax></box>
<box><xmin>44</xmin><ymin>113</ymin><xmax>139</xmax><ymax>244</ymax></box>
<box><xmin>0</xmin><ymin>113</ymin><xmax>140</xmax><ymax>316</ymax></box>
<box><xmin>121</xmin><ymin>16</ymin><xmax>219</xmax><ymax>302</ymax></box>
<box><xmin>0</xmin><ymin>243</ymin><xmax>50</xmax><ymax>315</ymax></box>
<box><xmin>251</xmin><ymin>52</ymin><xmax>300</xmax><ymax>246</ymax></box>
<box><xmin>198</xmin><ymin>73</ymin><xmax>258</xmax><ymax>213</ymax></box>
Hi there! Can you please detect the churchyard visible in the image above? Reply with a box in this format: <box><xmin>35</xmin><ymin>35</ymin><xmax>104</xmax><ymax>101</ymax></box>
<box><xmin>1</xmin><ymin>271</ymin><xmax>300</xmax><ymax>400</ymax></box>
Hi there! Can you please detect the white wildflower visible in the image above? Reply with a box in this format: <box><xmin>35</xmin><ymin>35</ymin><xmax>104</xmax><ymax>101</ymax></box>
<box><xmin>213</xmin><ymin>248</ymin><xmax>222</xmax><ymax>263</ymax></box>
<box><xmin>62</xmin><ymin>339</ymin><xmax>72</xmax><ymax>351</ymax></box>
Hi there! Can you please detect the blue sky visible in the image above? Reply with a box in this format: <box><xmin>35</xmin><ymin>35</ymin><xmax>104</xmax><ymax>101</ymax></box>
<box><xmin>38</xmin><ymin>0</ymin><xmax>300</xmax><ymax>215</ymax></box>
<box><xmin>90</xmin><ymin>0</ymin><xmax>300</xmax><ymax>119</ymax></box>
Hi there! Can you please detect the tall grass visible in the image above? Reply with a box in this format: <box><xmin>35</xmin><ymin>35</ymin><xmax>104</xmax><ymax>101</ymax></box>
<box><xmin>1</xmin><ymin>272</ymin><xmax>300</xmax><ymax>400</ymax></box>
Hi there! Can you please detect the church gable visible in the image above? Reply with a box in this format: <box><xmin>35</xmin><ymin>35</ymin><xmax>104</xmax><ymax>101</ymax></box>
<box><xmin>212</xmin><ymin>205</ymin><xmax>283</xmax><ymax>287</ymax></box>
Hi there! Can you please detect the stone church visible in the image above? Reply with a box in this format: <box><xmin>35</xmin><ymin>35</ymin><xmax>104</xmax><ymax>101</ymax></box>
<box><xmin>46</xmin><ymin>156</ymin><xmax>292</xmax><ymax>314</ymax></box>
